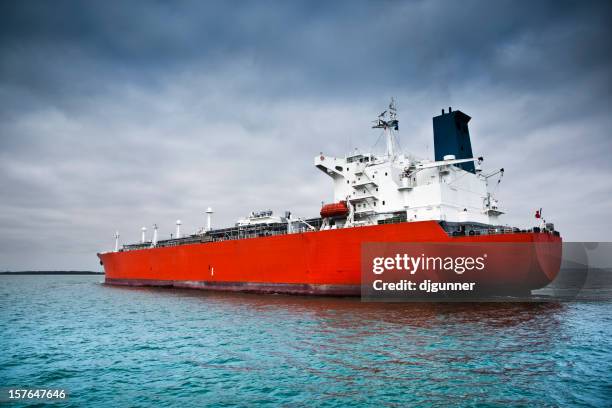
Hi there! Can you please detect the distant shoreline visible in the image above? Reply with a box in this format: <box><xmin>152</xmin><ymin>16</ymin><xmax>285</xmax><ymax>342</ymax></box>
<box><xmin>0</xmin><ymin>271</ymin><xmax>104</xmax><ymax>275</ymax></box>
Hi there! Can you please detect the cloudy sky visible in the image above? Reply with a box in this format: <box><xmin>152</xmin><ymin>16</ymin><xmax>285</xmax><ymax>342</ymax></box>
<box><xmin>1</xmin><ymin>0</ymin><xmax>611</xmax><ymax>270</ymax></box>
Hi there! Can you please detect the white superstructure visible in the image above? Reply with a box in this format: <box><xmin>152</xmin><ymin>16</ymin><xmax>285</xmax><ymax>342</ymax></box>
<box><xmin>315</xmin><ymin>99</ymin><xmax>504</xmax><ymax>228</ymax></box>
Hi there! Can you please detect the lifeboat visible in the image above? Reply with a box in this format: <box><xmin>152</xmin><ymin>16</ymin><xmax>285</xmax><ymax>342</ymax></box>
<box><xmin>320</xmin><ymin>201</ymin><xmax>349</xmax><ymax>218</ymax></box>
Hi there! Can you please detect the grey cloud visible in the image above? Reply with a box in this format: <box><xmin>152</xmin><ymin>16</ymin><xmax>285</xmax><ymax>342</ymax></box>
<box><xmin>0</xmin><ymin>1</ymin><xmax>611</xmax><ymax>270</ymax></box>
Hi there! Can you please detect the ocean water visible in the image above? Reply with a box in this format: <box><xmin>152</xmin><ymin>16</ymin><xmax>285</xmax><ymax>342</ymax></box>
<box><xmin>0</xmin><ymin>275</ymin><xmax>610</xmax><ymax>407</ymax></box>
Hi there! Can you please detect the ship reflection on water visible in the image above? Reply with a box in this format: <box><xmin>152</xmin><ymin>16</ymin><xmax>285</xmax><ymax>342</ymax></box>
<box><xmin>123</xmin><ymin>287</ymin><xmax>565</xmax><ymax>328</ymax></box>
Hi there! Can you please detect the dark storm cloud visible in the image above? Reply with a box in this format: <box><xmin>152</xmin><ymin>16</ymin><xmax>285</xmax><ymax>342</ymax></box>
<box><xmin>3</xmin><ymin>1</ymin><xmax>610</xmax><ymax>99</ymax></box>
<box><xmin>0</xmin><ymin>0</ymin><xmax>611</xmax><ymax>269</ymax></box>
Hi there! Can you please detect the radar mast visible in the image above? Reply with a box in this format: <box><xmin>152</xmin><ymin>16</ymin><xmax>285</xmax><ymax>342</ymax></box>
<box><xmin>372</xmin><ymin>97</ymin><xmax>400</xmax><ymax>159</ymax></box>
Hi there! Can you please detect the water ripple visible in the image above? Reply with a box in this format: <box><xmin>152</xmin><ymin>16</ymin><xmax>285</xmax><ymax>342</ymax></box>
<box><xmin>0</xmin><ymin>276</ymin><xmax>610</xmax><ymax>407</ymax></box>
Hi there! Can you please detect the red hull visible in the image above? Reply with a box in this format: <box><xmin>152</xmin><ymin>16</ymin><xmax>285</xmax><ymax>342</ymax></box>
<box><xmin>98</xmin><ymin>221</ymin><xmax>561</xmax><ymax>296</ymax></box>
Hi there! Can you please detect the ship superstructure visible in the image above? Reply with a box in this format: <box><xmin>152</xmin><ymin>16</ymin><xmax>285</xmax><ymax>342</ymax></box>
<box><xmin>315</xmin><ymin>99</ymin><xmax>503</xmax><ymax>230</ymax></box>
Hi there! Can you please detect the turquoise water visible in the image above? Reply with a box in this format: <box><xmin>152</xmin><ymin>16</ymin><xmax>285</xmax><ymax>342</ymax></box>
<box><xmin>1</xmin><ymin>275</ymin><xmax>610</xmax><ymax>407</ymax></box>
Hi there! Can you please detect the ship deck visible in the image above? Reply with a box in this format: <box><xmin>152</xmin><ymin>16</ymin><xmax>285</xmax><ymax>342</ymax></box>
<box><xmin>119</xmin><ymin>216</ymin><xmax>559</xmax><ymax>252</ymax></box>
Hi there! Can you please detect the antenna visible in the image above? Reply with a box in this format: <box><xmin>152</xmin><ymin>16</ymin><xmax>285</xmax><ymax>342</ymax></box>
<box><xmin>372</xmin><ymin>97</ymin><xmax>400</xmax><ymax>158</ymax></box>
<box><xmin>389</xmin><ymin>97</ymin><xmax>397</xmax><ymax>121</ymax></box>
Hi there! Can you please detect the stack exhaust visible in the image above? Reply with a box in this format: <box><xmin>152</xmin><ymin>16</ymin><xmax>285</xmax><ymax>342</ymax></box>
<box><xmin>432</xmin><ymin>107</ymin><xmax>475</xmax><ymax>173</ymax></box>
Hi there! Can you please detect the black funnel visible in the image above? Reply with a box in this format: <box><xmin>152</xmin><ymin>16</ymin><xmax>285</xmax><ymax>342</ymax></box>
<box><xmin>432</xmin><ymin>109</ymin><xmax>475</xmax><ymax>173</ymax></box>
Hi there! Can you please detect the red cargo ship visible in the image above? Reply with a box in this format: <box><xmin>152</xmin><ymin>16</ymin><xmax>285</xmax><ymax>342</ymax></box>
<box><xmin>98</xmin><ymin>100</ymin><xmax>562</xmax><ymax>296</ymax></box>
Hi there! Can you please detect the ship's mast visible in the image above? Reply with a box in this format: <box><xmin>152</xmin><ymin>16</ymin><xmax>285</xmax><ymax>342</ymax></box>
<box><xmin>372</xmin><ymin>97</ymin><xmax>399</xmax><ymax>159</ymax></box>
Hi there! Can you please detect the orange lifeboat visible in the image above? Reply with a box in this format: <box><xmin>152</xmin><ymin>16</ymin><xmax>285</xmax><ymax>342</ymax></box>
<box><xmin>320</xmin><ymin>201</ymin><xmax>349</xmax><ymax>218</ymax></box>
